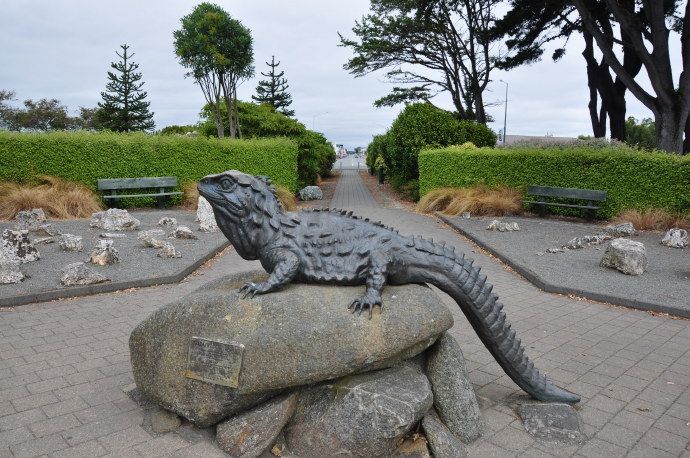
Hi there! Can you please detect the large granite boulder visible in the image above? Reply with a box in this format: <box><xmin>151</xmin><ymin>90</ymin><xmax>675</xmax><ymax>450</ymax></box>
<box><xmin>298</xmin><ymin>186</ymin><xmax>323</xmax><ymax>201</ymax></box>
<box><xmin>197</xmin><ymin>196</ymin><xmax>219</xmax><ymax>232</ymax></box>
<box><xmin>90</xmin><ymin>208</ymin><xmax>140</xmax><ymax>231</ymax></box>
<box><xmin>661</xmin><ymin>228</ymin><xmax>687</xmax><ymax>249</ymax></box>
<box><xmin>600</xmin><ymin>238</ymin><xmax>647</xmax><ymax>275</ymax></box>
<box><xmin>129</xmin><ymin>270</ymin><xmax>453</xmax><ymax>427</ymax></box>
<box><xmin>425</xmin><ymin>333</ymin><xmax>482</xmax><ymax>443</ymax></box>
<box><xmin>1</xmin><ymin>229</ymin><xmax>40</xmax><ymax>263</ymax></box>
<box><xmin>14</xmin><ymin>208</ymin><xmax>46</xmax><ymax>231</ymax></box>
<box><xmin>216</xmin><ymin>393</ymin><xmax>297</xmax><ymax>457</ymax></box>
<box><xmin>422</xmin><ymin>410</ymin><xmax>468</xmax><ymax>458</ymax></box>
<box><xmin>285</xmin><ymin>365</ymin><xmax>433</xmax><ymax>457</ymax></box>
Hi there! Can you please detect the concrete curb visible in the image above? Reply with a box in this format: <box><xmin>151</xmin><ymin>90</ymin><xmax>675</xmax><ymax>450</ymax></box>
<box><xmin>438</xmin><ymin>214</ymin><xmax>689</xmax><ymax>320</ymax></box>
<box><xmin>0</xmin><ymin>242</ymin><xmax>230</xmax><ymax>308</ymax></box>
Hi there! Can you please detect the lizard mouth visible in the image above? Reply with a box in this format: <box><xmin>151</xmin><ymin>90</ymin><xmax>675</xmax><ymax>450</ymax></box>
<box><xmin>197</xmin><ymin>182</ymin><xmax>243</xmax><ymax>215</ymax></box>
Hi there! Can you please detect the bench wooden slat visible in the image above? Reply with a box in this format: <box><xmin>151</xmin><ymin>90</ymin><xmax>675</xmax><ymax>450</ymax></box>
<box><xmin>98</xmin><ymin>177</ymin><xmax>178</xmax><ymax>190</ymax></box>
<box><xmin>527</xmin><ymin>185</ymin><xmax>607</xmax><ymax>201</ymax></box>
<box><xmin>102</xmin><ymin>191</ymin><xmax>183</xmax><ymax>200</ymax></box>
<box><xmin>523</xmin><ymin>200</ymin><xmax>599</xmax><ymax>210</ymax></box>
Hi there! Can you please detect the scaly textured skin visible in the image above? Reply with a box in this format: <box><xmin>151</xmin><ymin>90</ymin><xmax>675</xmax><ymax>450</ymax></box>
<box><xmin>198</xmin><ymin>171</ymin><xmax>580</xmax><ymax>404</ymax></box>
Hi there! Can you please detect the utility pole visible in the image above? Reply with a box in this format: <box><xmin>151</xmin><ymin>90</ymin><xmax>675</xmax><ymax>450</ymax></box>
<box><xmin>499</xmin><ymin>80</ymin><xmax>508</xmax><ymax>147</ymax></box>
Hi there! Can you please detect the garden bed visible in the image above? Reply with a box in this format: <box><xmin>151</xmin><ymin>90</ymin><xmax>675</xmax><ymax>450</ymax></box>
<box><xmin>0</xmin><ymin>209</ymin><xmax>228</xmax><ymax>307</ymax></box>
<box><xmin>440</xmin><ymin>214</ymin><xmax>690</xmax><ymax>318</ymax></box>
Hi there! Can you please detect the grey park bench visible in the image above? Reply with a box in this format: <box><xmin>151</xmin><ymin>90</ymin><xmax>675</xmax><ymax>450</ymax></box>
<box><xmin>97</xmin><ymin>177</ymin><xmax>183</xmax><ymax>208</ymax></box>
<box><xmin>525</xmin><ymin>185</ymin><xmax>607</xmax><ymax>219</ymax></box>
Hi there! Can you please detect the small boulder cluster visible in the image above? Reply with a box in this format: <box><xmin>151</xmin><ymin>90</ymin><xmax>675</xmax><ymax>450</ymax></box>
<box><xmin>486</xmin><ymin>220</ymin><xmax>520</xmax><ymax>232</ymax></box>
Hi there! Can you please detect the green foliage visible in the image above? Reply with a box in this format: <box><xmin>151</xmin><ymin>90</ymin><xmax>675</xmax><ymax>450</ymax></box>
<box><xmin>625</xmin><ymin>116</ymin><xmax>657</xmax><ymax>150</ymax></box>
<box><xmin>383</xmin><ymin>103</ymin><xmax>496</xmax><ymax>184</ymax></box>
<box><xmin>200</xmin><ymin>101</ymin><xmax>334</xmax><ymax>187</ymax></box>
<box><xmin>159</xmin><ymin>125</ymin><xmax>199</xmax><ymax>136</ymax></box>
<box><xmin>252</xmin><ymin>56</ymin><xmax>294</xmax><ymax>117</ymax></box>
<box><xmin>419</xmin><ymin>145</ymin><xmax>690</xmax><ymax>218</ymax></box>
<box><xmin>98</xmin><ymin>44</ymin><xmax>155</xmax><ymax>132</ymax></box>
<box><xmin>0</xmin><ymin>131</ymin><xmax>298</xmax><ymax>198</ymax></box>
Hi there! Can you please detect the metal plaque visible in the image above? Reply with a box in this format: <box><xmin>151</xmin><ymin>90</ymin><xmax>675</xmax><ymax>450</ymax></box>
<box><xmin>184</xmin><ymin>337</ymin><xmax>244</xmax><ymax>388</ymax></box>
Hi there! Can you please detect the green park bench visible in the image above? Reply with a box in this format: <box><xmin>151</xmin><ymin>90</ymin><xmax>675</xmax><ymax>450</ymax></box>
<box><xmin>98</xmin><ymin>176</ymin><xmax>183</xmax><ymax>208</ymax></box>
<box><xmin>525</xmin><ymin>185</ymin><xmax>607</xmax><ymax>219</ymax></box>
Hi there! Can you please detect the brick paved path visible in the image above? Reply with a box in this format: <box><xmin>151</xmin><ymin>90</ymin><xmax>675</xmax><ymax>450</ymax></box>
<box><xmin>0</xmin><ymin>170</ymin><xmax>688</xmax><ymax>457</ymax></box>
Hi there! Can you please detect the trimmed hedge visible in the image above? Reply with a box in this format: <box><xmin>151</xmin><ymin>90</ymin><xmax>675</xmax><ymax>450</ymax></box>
<box><xmin>419</xmin><ymin>146</ymin><xmax>690</xmax><ymax>218</ymax></box>
<box><xmin>0</xmin><ymin>131</ymin><xmax>298</xmax><ymax>193</ymax></box>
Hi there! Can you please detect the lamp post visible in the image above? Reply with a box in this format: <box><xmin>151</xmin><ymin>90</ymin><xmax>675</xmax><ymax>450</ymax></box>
<box><xmin>312</xmin><ymin>112</ymin><xmax>329</xmax><ymax>130</ymax></box>
<box><xmin>499</xmin><ymin>80</ymin><xmax>508</xmax><ymax>147</ymax></box>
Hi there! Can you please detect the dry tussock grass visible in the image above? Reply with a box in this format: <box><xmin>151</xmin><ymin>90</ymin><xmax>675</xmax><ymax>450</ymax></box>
<box><xmin>0</xmin><ymin>176</ymin><xmax>103</xmax><ymax>220</ymax></box>
<box><xmin>614</xmin><ymin>208</ymin><xmax>690</xmax><ymax>231</ymax></box>
<box><xmin>417</xmin><ymin>185</ymin><xmax>523</xmax><ymax>216</ymax></box>
<box><xmin>182</xmin><ymin>181</ymin><xmax>297</xmax><ymax>212</ymax></box>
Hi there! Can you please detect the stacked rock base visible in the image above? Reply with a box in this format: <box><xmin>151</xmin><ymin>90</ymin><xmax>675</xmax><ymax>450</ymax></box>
<box><xmin>129</xmin><ymin>270</ymin><xmax>483</xmax><ymax>457</ymax></box>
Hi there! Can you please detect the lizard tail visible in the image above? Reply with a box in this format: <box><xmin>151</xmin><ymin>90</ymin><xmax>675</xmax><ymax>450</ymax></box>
<box><xmin>408</xmin><ymin>238</ymin><xmax>580</xmax><ymax>403</ymax></box>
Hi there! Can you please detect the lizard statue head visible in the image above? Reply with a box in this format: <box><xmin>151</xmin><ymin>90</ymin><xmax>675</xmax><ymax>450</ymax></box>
<box><xmin>197</xmin><ymin>170</ymin><xmax>283</xmax><ymax>260</ymax></box>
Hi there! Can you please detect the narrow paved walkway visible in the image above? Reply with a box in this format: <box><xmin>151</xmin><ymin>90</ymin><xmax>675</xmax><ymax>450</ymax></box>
<box><xmin>0</xmin><ymin>171</ymin><xmax>688</xmax><ymax>457</ymax></box>
<box><xmin>330</xmin><ymin>169</ymin><xmax>380</xmax><ymax>209</ymax></box>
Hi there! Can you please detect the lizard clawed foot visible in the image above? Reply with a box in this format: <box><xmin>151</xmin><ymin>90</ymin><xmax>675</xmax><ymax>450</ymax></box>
<box><xmin>239</xmin><ymin>282</ymin><xmax>270</xmax><ymax>299</ymax></box>
<box><xmin>348</xmin><ymin>292</ymin><xmax>382</xmax><ymax>319</ymax></box>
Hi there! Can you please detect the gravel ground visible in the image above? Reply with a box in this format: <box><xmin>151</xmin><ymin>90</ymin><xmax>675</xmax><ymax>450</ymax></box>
<box><xmin>442</xmin><ymin>215</ymin><xmax>690</xmax><ymax>317</ymax></box>
<box><xmin>0</xmin><ymin>209</ymin><xmax>228</xmax><ymax>306</ymax></box>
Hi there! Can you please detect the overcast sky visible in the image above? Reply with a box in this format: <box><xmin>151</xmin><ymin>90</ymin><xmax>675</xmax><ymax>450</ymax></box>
<box><xmin>0</xmin><ymin>1</ymin><xmax>680</xmax><ymax>148</ymax></box>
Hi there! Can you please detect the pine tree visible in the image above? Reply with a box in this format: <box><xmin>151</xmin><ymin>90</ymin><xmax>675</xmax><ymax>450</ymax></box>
<box><xmin>252</xmin><ymin>56</ymin><xmax>294</xmax><ymax>117</ymax></box>
<box><xmin>98</xmin><ymin>44</ymin><xmax>155</xmax><ymax>132</ymax></box>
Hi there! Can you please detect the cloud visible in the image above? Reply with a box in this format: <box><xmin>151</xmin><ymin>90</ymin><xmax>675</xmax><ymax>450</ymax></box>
<box><xmin>0</xmin><ymin>1</ymin><xmax>672</xmax><ymax>148</ymax></box>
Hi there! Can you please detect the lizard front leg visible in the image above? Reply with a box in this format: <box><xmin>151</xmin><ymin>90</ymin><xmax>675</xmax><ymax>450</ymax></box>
<box><xmin>349</xmin><ymin>252</ymin><xmax>388</xmax><ymax>319</ymax></box>
<box><xmin>240</xmin><ymin>250</ymin><xmax>300</xmax><ymax>298</ymax></box>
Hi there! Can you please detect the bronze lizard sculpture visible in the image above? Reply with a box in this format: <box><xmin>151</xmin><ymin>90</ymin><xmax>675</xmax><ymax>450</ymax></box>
<box><xmin>198</xmin><ymin>170</ymin><xmax>580</xmax><ymax>403</ymax></box>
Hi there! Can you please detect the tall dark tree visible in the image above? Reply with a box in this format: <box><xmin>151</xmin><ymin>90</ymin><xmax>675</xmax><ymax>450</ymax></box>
<box><xmin>571</xmin><ymin>0</ymin><xmax>688</xmax><ymax>153</ymax></box>
<box><xmin>174</xmin><ymin>3</ymin><xmax>254</xmax><ymax>138</ymax></box>
<box><xmin>252</xmin><ymin>56</ymin><xmax>294</xmax><ymax>117</ymax></box>
<box><xmin>340</xmin><ymin>0</ymin><xmax>501</xmax><ymax>124</ymax></box>
<box><xmin>98</xmin><ymin>44</ymin><xmax>155</xmax><ymax>132</ymax></box>
<box><xmin>492</xmin><ymin>1</ymin><xmax>642</xmax><ymax>141</ymax></box>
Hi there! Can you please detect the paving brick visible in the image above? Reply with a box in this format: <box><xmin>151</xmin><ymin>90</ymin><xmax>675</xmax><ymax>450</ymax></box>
<box><xmin>52</xmin><ymin>440</ymin><xmax>107</xmax><ymax>458</ymax></box>
<box><xmin>640</xmin><ymin>427</ymin><xmax>688</xmax><ymax>455</ymax></box>
<box><xmin>0</xmin><ymin>426</ymin><xmax>34</xmax><ymax>446</ymax></box>
<box><xmin>133</xmin><ymin>435</ymin><xmax>190</xmax><ymax>456</ymax></box>
<box><xmin>11</xmin><ymin>391</ymin><xmax>59</xmax><ymax>412</ymax></box>
<box><xmin>98</xmin><ymin>425</ymin><xmax>152</xmax><ymax>452</ymax></box>
<box><xmin>10</xmin><ymin>433</ymin><xmax>68</xmax><ymax>458</ymax></box>
<box><xmin>29</xmin><ymin>413</ymin><xmax>81</xmax><ymax>437</ymax></box>
<box><xmin>0</xmin><ymin>407</ymin><xmax>46</xmax><ymax>431</ymax></box>
<box><xmin>576</xmin><ymin>438</ymin><xmax>627</xmax><ymax>458</ymax></box>
<box><xmin>595</xmin><ymin>422</ymin><xmax>643</xmax><ymax>448</ymax></box>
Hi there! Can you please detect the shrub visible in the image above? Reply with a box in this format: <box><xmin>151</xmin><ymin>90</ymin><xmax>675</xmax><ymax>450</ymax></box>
<box><xmin>383</xmin><ymin>103</ymin><xmax>496</xmax><ymax>185</ymax></box>
<box><xmin>416</xmin><ymin>185</ymin><xmax>522</xmax><ymax>216</ymax></box>
<box><xmin>0</xmin><ymin>175</ymin><xmax>104</xmax><ymax>219</ymax></box>
<box><xmin>419</xmin><ymin>145</ymin><xmax>690</xmax><ymax>218</ymax></box>
<box><xmin>0</xmin><ymin>131</ymin><xmax>299</xmax><ymax>200</ymax></box>
<box><xmin>614</xmin><ymin>208</ymin><xmax>690</xmax><ymax>231</ymax></box>
<box><xmin>200</xmin><ymin>101</ymin><xmax>334</xmax><ymax>187</ymax></box>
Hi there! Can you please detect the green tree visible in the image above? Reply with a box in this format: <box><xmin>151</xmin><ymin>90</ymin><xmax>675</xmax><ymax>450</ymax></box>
<box><xmin>0</xmin><ymin>91</ymin><xmax>77</xmax><ymax>131</ymax></box>
<box><xmin>98</xmin><ymin>44</ymin><xmax>155</xmax><ymax>132</ymax></box>
<box><xmin>625</xmin><ymin>117</ymin><xmax>657</xmax><ymax>151</ymax></box>
<box><xmin>174</xmin><ymin>3</ymin><xmax>253</xmax><ymax>138</ymax></box>
<box><xmin>340</xmin><ymin>0</ymin><xmax>501</xmax><ymax>124</ymax></box>
<box><xmin>252</xmin><ymin>56</ymin><xmax>294</xmax><ymax>117</ymax></box>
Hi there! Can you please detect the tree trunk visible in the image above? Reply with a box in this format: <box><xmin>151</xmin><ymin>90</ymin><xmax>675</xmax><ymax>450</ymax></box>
<box><xmin>684</xmin><ymin>114</ymin><xmax>690</xmax><ymax>154</ymax></box>
<box><xmin>214</xmin><ymin>106</ymin><xmax>224</xmax><ymax>138</ymax></box>
<box><xmin>583</xmin><ymin>32</ymin><xmax>606</xmax><ymax>137</ymax></box>
<box><xmin>656</xmin><ymin>107</ymin><xmax>685</xmax><ymax>153</ymax></box>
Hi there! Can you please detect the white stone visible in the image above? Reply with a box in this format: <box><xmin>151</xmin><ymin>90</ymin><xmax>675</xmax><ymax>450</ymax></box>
<box><xmin>0</xmin><ymin>258</ymin><xmax>25</xmax><ymax>284</ymax></box>
<box><xmin>603</xmin><ymin>222</ymin><xmax>636</xmax><ymax>237</ymax></box>
<box><xmin>90</xmin><ymin>209</ymin><xmax>140</xmax><ymax>231</ymax></box>
<box><xmin>14</xmin><ymin>208</ymin><xmax>46</xmax><ymax>231</ymax></box>
<box><xmin>168</xmin><ymin>226</ymin><xmax>197</xmax><ymax>240</ymax></box>
<box><xmin>197</xmin><ymin>197</ymin><xmax>219</xmax><ymax>232</ymax></box>
<box><xmin>61</xmin><ymin>262</ymin><xmax>109</xmax><ymax>286</ymax></box>
<box><xmin>563</xmin><ymin>234</ymin><xmax>611</xmax><ymax>249</ymax></box>
<box><xmin>89</xmin><ymin>239</ymin><xmax>120</xmax><ymax>266</ymax></box>
<box><xmin>158</xmin><ymin>217</ymin><xmax>178</xmax><ymax>228</ymax></box>
<box><xmin>661</xmin><ymin>228</ymin><xmax>687</xmax><ymax>249</ymax></box>
<box><xmin>138</xmin><ymin>230</ymin><xmax>166</xmax><ymax>247</ymax></box>
<box><xmin>100</xmin><ymin>232</ymin><xmax>127</xmax><ymax>239</ymax></box>
<box><xmin>1</xmin><ymin>230</ymin><xmax>40</xmax><ymax>263</ymax></box>
<box><xmin>600</xmin><ymin>238</ymin><xmax>647</xmax><ymax>276</ymax></box>
<box><xmin>59</xmin><ymin>234</ymin><xmax>83</xmax><ymax>252</ymax></box>
<box><xmin>156</xmin><ymin>241</ymin><xmax>181</xmax><ymax>259</ymax></box>
<box><xmin>486</xmin><ymin>220</ymin><xmax>520</xmax><ymax>232</ymax></box>
<box><xmin>298</xmin><ymin>186</ymin><xmax>323</xmax><ymax>201</ymax></box>
<box><xmin>34</xmin><ymin>224</ymin><xmax>60</xmax><ymax>237</ymax></box>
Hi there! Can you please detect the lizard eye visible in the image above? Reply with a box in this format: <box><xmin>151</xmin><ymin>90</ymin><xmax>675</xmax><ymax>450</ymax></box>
<box><xmin>219</xmin><ymin>178</ymin><xmax>235</xmax><ymax>192</ymax></box>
